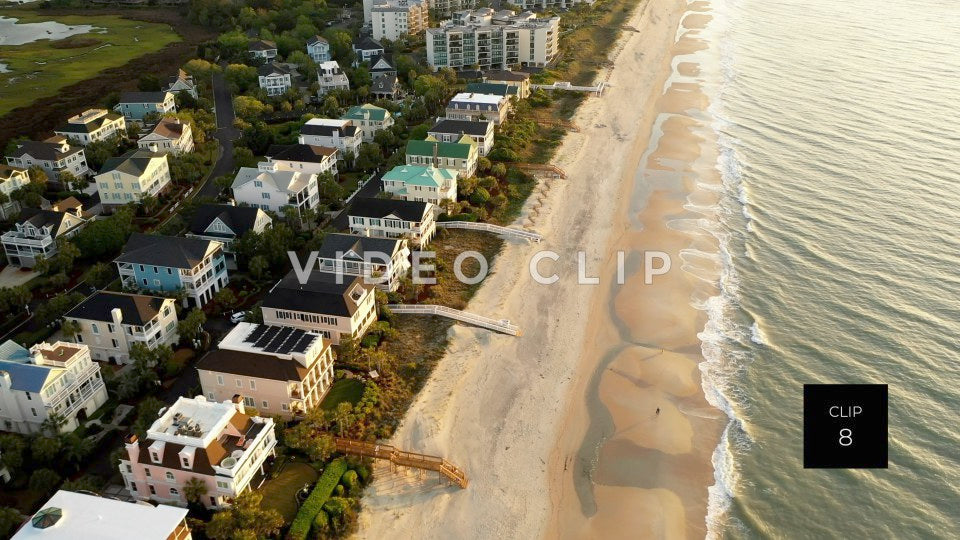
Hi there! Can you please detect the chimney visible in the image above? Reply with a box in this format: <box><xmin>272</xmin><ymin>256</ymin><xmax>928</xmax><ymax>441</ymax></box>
<box><xmin>232</xmin><ymin>394</ymin><xmax>245</xmax><ymax>414</ymax></box>
<box><xmin>432</xmin><ymin>142</ymin><xmax>439</xmax><ymax>168</ymax></box>
<box><xmin>125</xmin><ymin>433</ymin><xmax>140</xmax><ymax>462</ymax></box>
<box><xmin>111</xmin><ymin>308</ymin><xmax>123</xmax><ymax>330</ymax></box>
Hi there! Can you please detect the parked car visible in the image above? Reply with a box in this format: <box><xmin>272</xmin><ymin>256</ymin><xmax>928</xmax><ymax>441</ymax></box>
<box><xmin>230</xmin><ymin>311</ymin><xmax>247</xmax><ymax>323</ymax></box>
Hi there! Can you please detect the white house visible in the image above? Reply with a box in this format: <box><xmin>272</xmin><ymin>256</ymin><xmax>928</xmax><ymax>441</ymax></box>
<box><xmin>248</xmin><ymin>39</ymin><xmax>278</xmax><ymax>61</ymax></box>
<box><xmin>257</xmin><ymin>62</ymin><xmax>294</xmax><ymax>97</ymax></box>
<box><xmin>54</xmin><ymin>109</ymin><xmax>127</xmax><ymax>146</ymax></box>
<box><xmin>298</xmin><ymin>119</ymin><xmax>362</xmax><ymax>161</ymax></box>
<box><xmin>348</xmin><ymin>197</ymin><xmax>437</xmax><ymax>248</ymax></box>
<box><xmin>0</xmin><ymin>165</ymin><xmax>29</xmax><ymax>220</ymax></box>
<box><xmin>306</xmin><ymin>35</ymin><xmax>331</xmax><ymax>63</ymax></box>
<box><xmin>317</xmin><ymin>61</ymin><xmax>350</xmax><ymax>96</ymax></box>
<box><xmin>64</xmin><ymin>291</ymin><xmax>180</xmax><ymax>365</ymax></box>
<box><xmin>94</xmin><ymin>150</ymin><xmax>171</xmax><ymax>208</ymax></box>
<box><xmin>5</xmin><ymin>138</ymin><xmax>89</xmax><ymax>181</ymax></box>
<box><xmin>429</xmin><ymin>118</ymin><xmax>496</xmax><ymax>156</ymax></box>
<box><xmin>340</xmin><ymin>104</ymin><xmax>394</xmax><ymax>142</ymax></box>
<box><xmin>265</xmin><ymin>144</ymin><xmax>339</xmax><ymax>177</ymax></box>
<box><xmin>445</xmin><ymin>92</ymin><xmax>511</xmax><ymax>125</ymax></box>
<box><xmin>0</xmin><ymin>340</ymin><xmax>108</xmax><ymax>435</ymax></box>
<box><xmin>1</xmin><ymin>206</ymin><xmax>87</xmax><ymax>268</ymax></box>
<box><xmin>164</xmin><ymin>69</ymin><xmax>199</xmax><ymax>99</ymax></box>
<box><xmin>316</xmin><ymin>233</ymin><xmax>410</xmax><ymax>291</ymax></box>
<box><xmin>138</xmin><ymin>119</ymin><xmax>194</xmax><ymax>155</ymax></box>
<box><xmin>231</xmin><ymin>165</ymin><xmax>319</xmax><ymax>214</ymax></box>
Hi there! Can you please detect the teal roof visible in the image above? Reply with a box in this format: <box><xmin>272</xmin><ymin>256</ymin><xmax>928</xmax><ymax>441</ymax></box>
<box><xmin>341</xmin><ymin>104</ymin><xmax>389</xmax><ymax>122</ymax></box>
<box><xmin>382</xmin><ymin>165</ymin><xmax>457</xmax><ymax>188</ymax></box>
<box><xmin>0</xmin><ymin>340</ymin><xmax>53</xmax><ymax>392</ymax></box>
<box><xmin>465</xmin><ymin>82</ymin><xmax>517</xmax><ymax>97</ymax></box>
<box><xmin>406</xmin><ymin>136</ymin><xmax>475</xmax><ymax>160</ymax></box>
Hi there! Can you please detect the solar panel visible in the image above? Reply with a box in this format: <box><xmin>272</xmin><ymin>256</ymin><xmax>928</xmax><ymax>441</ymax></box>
<box><xmin>263</xmin><ymin>326</ymin><xmax>294</xmax><ymax>353</ymax></box>
<box><xmin>290</xmin><ymin>333</ymin><xmax>313</xmax><ymax>353</ymax></box>
<box><xmin>253</xmin><ymin>326</ymin><xmax>280</xmax><ymax>348</ymax></box>
<box><xmin>245</xmin><ymin>325</ymin><xmax>268</xmax><ymax>344</ymax></box>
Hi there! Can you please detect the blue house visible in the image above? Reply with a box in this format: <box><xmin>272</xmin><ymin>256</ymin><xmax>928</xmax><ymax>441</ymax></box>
<box><xmin>115</xmin><ymin>91</ymin><xmax>177</xmax><ymax>122</ymax></box>
<box><xmin>114</xmin><ymin>233</ymin><xmax>228</xmax><ymax>308</ymax></box>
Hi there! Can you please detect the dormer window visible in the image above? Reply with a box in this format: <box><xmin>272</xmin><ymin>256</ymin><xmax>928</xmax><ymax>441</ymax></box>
<box><xmin>151</xmin><ymin>451</ymin><xmax>160</xmax><ymax>463</ymax></box>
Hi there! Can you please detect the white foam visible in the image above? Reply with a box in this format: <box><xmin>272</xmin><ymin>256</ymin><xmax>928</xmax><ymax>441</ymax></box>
<box><xmin>749</xmin><ymin>321</ymin><xmax>768</xmax><ymax>345</ymax></box>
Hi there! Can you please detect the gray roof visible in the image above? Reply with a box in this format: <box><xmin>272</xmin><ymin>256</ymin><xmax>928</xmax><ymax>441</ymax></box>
<box><xmin>429</xmin><ymin>118</ymin><xmax>491</xmax><ymax>137</ymax></box>
<box><xmin>56</xmin><ymin>112</ymin><xmax>123</xmax><ymax>135</ymax></box>
<box><xmin>300</xmin><ymin>123</ymin><xmax>360</xmax><ymax>138</ymax></box>
<box><xmin>307</xmin><ymin>35</ymin><xmax>328</xmax><ymax>45</ymax></box>
<box><xmin>484</xmin><ymin>69</ymin><xmax>530</xmax><ymax>81</ymax></box>
<box><xmin>189</xmin><ymin>204</ymin><xmax>266</xmax><ymax>238</ymax></box>
<box><xmin>249</xmin><ymin>39</ymin><xmax>277</xmax><ymax>51</ymax></box>
<box><xmin>119</xmin><ymin>91</ymin><xmax>170</xmax><ymax>104</ymax></box>
<box><xmin>8</xmin><ymin>141</ymin><xmax>82</xmax><ymax>161</ymax></box>
<box><xmin>353</xmin><ymin>36</ymin><xmax>384</xmax><ymax>51</ymax></box>
<box><xmin>266</xmin><ymin>144</ymin><xmax>337</xmax><ymax>164</ymax></box>
<box><xmin>99</xmin><ymin>149</ymin><xmax>165</xmax><ymax>176</ymax></box>
<box><xmin>263</xmin><ymin>270</ymin><xmax>371</xmax><ymax>317</ymax></box>
<box><xmin>0</xmin><ymin>340</ymin><xmax>51</xmax><ymax>393</ymax></box>
<box><xmin>348</xmin><ymin>197</ymin><xmax>431</xmax><ymax>222</ymax></box>
<box><xmin>65</xmin><ymin>291</ymin><xmax>169</xmax><ymax>326</ymax></box>
<box><xmin>371</xmin><ymin>73</ymin><xmax>398</xmax><ymax>95</ymax></box>
<box><xmin>16</xmin><ymin>208</ymin><xmax>69</xmax><ymax>235</ymax></box>
<box><xmin>115</xmin><ymin>232</ymin><xmax>219</xmax><ymax>268</ymax></box>
<box><xmin>317</xmin><ymin>233</ymin><xmax>405</xmax><ymax>261</ymax></box>
<box><xmin>258</xmin><ymin>62</ymin><xmax>292</xmax><ymax>77</ymax></box>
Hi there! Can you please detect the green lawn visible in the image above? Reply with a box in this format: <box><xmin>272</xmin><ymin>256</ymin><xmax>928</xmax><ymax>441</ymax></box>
<box><xmin>319</xmin><ymin>378</ymin><xmax>364</xmax><ymax>411</ymax></box>
<box><xmin>259</xmin><ymin>461</ymin><xmax>319</xmax><ymax>523</ymax></box>
<box><xmin>0</xmin><ymin>9</ymin><xmax>181</xmax><ymax>115</ymax></box>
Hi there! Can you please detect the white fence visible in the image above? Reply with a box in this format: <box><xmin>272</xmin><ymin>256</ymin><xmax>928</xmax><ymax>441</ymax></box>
<box><xmin>387</xmin><ymin>304</ymin><xmax>521</xmax><ymax>336</ymax></box>
<box><xmin>532</xmin><ymin>81</ymin><xmax>607</xmax><ymax>96</ymax></box>
<box><xmin>437</xmin><ymin>221</ymin><xmax>543</xmax><ymax>242</ymax></box>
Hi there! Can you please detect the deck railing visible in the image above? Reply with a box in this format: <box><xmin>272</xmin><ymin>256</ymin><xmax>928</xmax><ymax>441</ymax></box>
<box><xmin>334</xmin><ymin>437</ymin><xmax>468</xmax><ymax>488</ymax></box>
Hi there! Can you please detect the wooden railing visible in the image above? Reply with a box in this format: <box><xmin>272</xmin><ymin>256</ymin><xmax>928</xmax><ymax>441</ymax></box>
<box><xmin>512</xmin><ymin>163</ymin><xmax>568</xmax><ymax>179</ymax></box>
<box><xmin>334</xmin><ymin>437</ymin><xmax>468</xmax><ymax>488</ymax></box>
<box><xmin>387</xmin><ymin>304</ymin><xmax>521</xmax><ymax>336</ymax></box>
<box><xmin>437</xmin><ymin>220</ymin><xmax>543</xmax><ymax>242</ymax></box>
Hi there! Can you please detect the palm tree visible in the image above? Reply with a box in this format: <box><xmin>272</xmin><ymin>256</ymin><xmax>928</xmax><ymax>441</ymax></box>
<box><xmin>60</xmin><ymin>433</ymin><xmax>94</xmax><ymax>472</ymax></box>
<box><xmin>60</xmin><ymin>319</ymin><xmax>82</xmax><ymax>342</ymax></box>
<box><xmin>183</xmin><ymin>477</ymin><xmax>208</xmax><ymax>505</ymax></box>
<box><xmin>40</xmin><ymin>413</ymin><xmax>67</xmax><ymax>436</ymax></box>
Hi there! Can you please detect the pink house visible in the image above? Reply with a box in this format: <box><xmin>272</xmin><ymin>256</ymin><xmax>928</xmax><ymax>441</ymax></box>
<box><xmin>119</xmin><ymin>395</ymin><xmax>276</xmax><ymax>509</ymax></box>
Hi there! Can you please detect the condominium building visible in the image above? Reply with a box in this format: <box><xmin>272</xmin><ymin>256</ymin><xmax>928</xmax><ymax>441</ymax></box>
<box><xmin>119</xmin><ymin>395</ymin><xmax>277</xmax><ymax>509</ymax></box>
<box><xmin>426</xmin><ymin>9</ymin><xmax>560</xmax><ymax>71</ymax></box>
<box><xmin>515</xmin><ymin>0</ymin><xmax>594</xmax><ymax>10</ymax></box>
<box><xmin>262</xmin><ymin>270</ymin><xmax>378</xmax><ymax>345</ymax></box>
<box><xmin>371</xmin><ymin>0</ymin><xmax>429</xmax><ymax>42</ymax></box>
<box><xmin>94</xmin><ymin>149</ymin><xmax>171</xmax><ymax>208</ymax></box>
<box><xmin>54</xmin><ymin>109</ymin><xmax>127</xmax><ymax>146</ymax></box>
<box><xmin>1</xmin><ymin>206</ymin><xmax>87</xmax><ymax>268</ymax></box>
<box><xmin>5</xmin><ymin>138</ymin><xmax>89</xmax><ymax>181</ymax></box>
<box><xmin>115</xmin><ymin>233</ymin><xmax>229</xmax><ymax>308</ymax></box>
<box><xmin>316</xmin><ymin>233</ymin><xmax>411</xmax><ymax>292</ymax></box>
<box><xmin>423</xmin><ymin>0</ymin><xmax>477</xmax><ymax>18</ymax></box>
<box><xmin>0</xmin><ymin>341</ymin><xmax>108</xmax><ymax>435</ymax></box>
<box><xmin>64</xmin><ymin>292</ymin><xmax>179</xmax><ymax>365</ymax></box>
<box><xmin>197</xmin><ymin>323</ymin><xmax>335</xmax><ymax>418</ymax></box>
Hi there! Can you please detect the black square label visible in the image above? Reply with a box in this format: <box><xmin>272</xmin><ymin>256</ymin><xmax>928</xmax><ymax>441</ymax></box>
<box><xmin>804</xmin><ymin>384</ymin><xmax>888</xmax><ymax>468</ymax></box>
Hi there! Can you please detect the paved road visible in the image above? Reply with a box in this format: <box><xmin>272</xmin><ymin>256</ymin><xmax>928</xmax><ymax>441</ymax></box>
<box><xmin>197</xmin><ymin>73</ymin><xmax>241</xmax><ymax>199</ymax></box>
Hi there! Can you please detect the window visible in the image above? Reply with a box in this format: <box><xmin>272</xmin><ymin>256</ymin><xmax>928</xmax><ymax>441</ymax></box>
<box><xmin>216</xmin><ymin>481</ymin><xmax>229</xmax><ymax>489</ymax></box>
<box><xmin>166</xmin><ymin>471</ymin><xmax>175</xmax><ymax>481</ymax></box>
<box><xmin>236</xmin><ymin>379</ymin><xmax>242</xmax><ymax>388</ymax></box>
<box><xmin>262</xmin><ymin>400</ymin><xmax>269</xmax><ymax>409</ymax></box>
<box><xmin>181</xmin><ymin>456</ymin><xmax>190</xmax><ymax>468</ymax></box>
<box><xmin>216</xmin><ymin>375</ymin><xmax>224</xmax><ymax>386</ymax></box>
<box><xmin>149</xmin><ymin>485</ymin><xmax>156</xmax><ymax>495</ymax></box>
<box><xmin>146</xmin><ymin>468</ymin><xmax>153</xmax><ymax>477</ymax></box>
<box><xmin>254</xmin><ymin>180</ymin><xmax>262</xmax><ymax>188</ymax></box>
<box><xmin>169</xmin><ymin>487</ymin><xmax>179</xmax><ymax>496</ymax></box>
<box><xmin>262</xmin><ymin>193</ymin><xmax>270</xmax><ymax>199</ymax></box>
<box><xmin>281</xmin><ymin>403</ymin><xmax>289</xmax><ymax>412</ymax></box>
<box><xmin>91</xmin><ymin>324</ymin><xmax>100</xmax><ymax>335</ymax></box>
<box><xmin>244</xmin><ymin>396</ymin><xmax>255</xmax><ymax>407</ymax></box>
<box><xmin>25</xmin><ymin>392</ymin><xmax>32</xmax><ymax>400</ymax></box>
<box><xmin>249</xmin><ymin>380</ymin><xmax>256</xmax><ymax>390</ymax></box>
<box><xmin>126</xmin><ymin>464</ymin><xmax>133</xmax><ymax>473</ymax></box>
<box><xmin>30</xmin><ymin>407</ymin><xmax>37</xmax><ymax>416</ymax></box>
<box><xmin>210</xmin><ymin>496</ymin><xmax>217</xmax><ymax>506</ymax></box>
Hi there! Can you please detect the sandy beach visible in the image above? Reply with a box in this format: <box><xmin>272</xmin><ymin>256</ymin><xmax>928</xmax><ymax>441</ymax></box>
<box><xmin>357</xmin><ymin>0</ymin><xmax>724</xmax><ymax>537</ymax></box>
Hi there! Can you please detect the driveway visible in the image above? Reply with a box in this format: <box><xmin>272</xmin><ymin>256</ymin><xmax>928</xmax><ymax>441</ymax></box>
<box><xmin>196</xmin><ymin>72</ymin><xmax>241</xmax><ymax>200</ymax></box>
<box><xmin>0</xmin><ymin>265</ymin><xmax>38</xmax><ymax>288</ymax></box>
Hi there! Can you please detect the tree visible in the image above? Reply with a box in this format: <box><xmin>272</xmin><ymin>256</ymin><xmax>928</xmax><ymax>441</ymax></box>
<box><xmin>60</xmin><ymin>318</ymin><xmax>82</xmax><ymax>341</ymax></box>
<box><xmin>53</xmin><ymin>240</ymin><xmax>81</xmax><ymax>273</ymax></box>
<box><xmin>0</xmin><ymin>507</ymin><xmax>23</xmax><ymax>539</ymax></box>
<box><xmin>356</xmin><ymin>143</ymin><xmax>382</xmax><ymax>171</ymax></box>
<box><xmin>60</xmin><ymin>432</ymin><xmax>94</xmax><ymax>472</ymax></box>
<box><xmin>29</xmin><ymin>468</ymin><xmax>61</xmax><ymax>496</ymax></box>
<box><xmin>61</xmin><ymin>474</ymin><xmax>103</xmax><ymax>493</ymax></box>
<box><xmin>233</xmin><ymin>95</ymin><xmax>270</xmax><ymax>121</ymax></box>
<box><xmin>183</xmin><ymin>59</ymin><xmax>220</xmax><ymax>85</ymax></box>
<box><xmin>334</xmin><ymin>402</ymin><xmax>354</xmax><ymax>438</ymax></box>
<box><xmin>183</xmin><ymin>477</ymin><xmax>209</xmax><ymax>505</ymax></box>
<box><xmin>0</xmin><ymin>434</ymin><xmax>25</xmax><ymax>470</ymax></box>
<box><xmin>133</xmin><ymin>397</ymin><xmax>166</xmax><ymax>441</ymax></box>
<box><xmin>248</xmin><ymin>255</ymin><xmax>269</xmax><ymax>280</ymax></box>
<box><xmin>284</xmin><ymin>421</ymin><xmax>335</xmax><ymax>462</ymax></box>
<box><xmin>337</xmin><ymin>335</ymin><xmax>358</xmax><ymax>366</ymax></box>
<box><xmin>205</xmin><ymin>491</ymin><xmax>283</xmax><ymax>540</ymax></box>
<box><xmin>491</xmin><ymin>162</ymin><xmax>507</xmax><ymax>179</ymax></box>
<box><xmin>74</xmin><ymin>207</ymin><xmax>134</xmax><ymax>259</ymax></box>
<box><xmin>213</xmin><ymin>287</ymin><xmax>237</xmax><ymax>312</ymax></box>
<box><xmin>178</xmin><ymin>309</ymin><xmax>207</xmax><ymax>342</ymax></box>
<box><xmin>224</xmin><ymin>64</ymin><xmax>259</xmax><ymax>94</ymax></box>
<box><xmin>232</xmin><ymin>146</ymin><xmax>258</xmax><ymax>169</ymax></box>
<box><xmin>82</xmin><ymin>262</ymin><xmax>115</xmax><ymax>288</ymax></box>
<box><xmin>27</xmin><ymin>166</ymin><xmax>49</xmax><ymax>189</ymax></box>
<box><xmin>138</xmin><ymin>74</ymin><xmax>162</xmax><ymax>92</ymax></box>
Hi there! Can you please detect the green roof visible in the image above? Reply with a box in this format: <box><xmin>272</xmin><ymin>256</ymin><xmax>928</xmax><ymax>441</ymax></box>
<box><xmin>382</xmin><ymin>165</ymin><xmax>457</xmax><ymax>187</ymax></box>
<box><xmin>465</xmin><ymin>82</ymin><xmax>518</xmax><ymax>96</ymax></box>
<box><xmin>341</xmin><ymin>104</ymin><xmax>389</xmax><ymax>122</ymax></box>
<box><xmin>405</xmin><ymin>136</ymin><xmax>476</xmax><ymax>160</ymax></box>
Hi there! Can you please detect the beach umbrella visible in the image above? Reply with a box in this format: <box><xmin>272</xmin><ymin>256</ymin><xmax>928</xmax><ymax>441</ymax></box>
<box><xmin>31</xmin><ymin>507</ymin><xmax>63</xmax><ymax>529</ymax></box>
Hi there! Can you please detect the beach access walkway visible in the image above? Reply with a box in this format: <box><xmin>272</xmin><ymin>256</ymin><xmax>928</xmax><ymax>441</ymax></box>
<box><xmin>532</xmin><ymin>80</ymin><xmax>608</xmax><ymax>96</ymax></box>
<box><xmin>437</xmin><ymin>221</ymin><xmax>544</xmax><ymax>242</ymax></box>
<box><xmin>334</xmin><ymin>437</ymin><xmax>468</xmax><ymax>488</ymax></box>
<box><xmin>387</xmin><ymin>304</ymin><xmax>522</xmax><ymax>336</ymax></box>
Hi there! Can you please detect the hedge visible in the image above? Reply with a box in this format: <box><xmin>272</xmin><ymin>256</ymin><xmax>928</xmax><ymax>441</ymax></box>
<box><xmin>286</xmin><ymin>458</ymin><xmax>348</xmax><ymax>540</ymax></box>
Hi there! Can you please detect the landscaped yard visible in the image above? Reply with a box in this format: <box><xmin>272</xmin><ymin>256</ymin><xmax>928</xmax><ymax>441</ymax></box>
<box><xmin>320</xmin><ymin>378</ymin><xmax>365</xmax><ymax>411</ymax></box>
<box><xmin>0</xmin><ymin>9</ymin><xmax>181</xmax><ymax>115</ymax></box>
<box><xmin>259</xmin><ymin>461</ymin><xmax>319</xmax><ymax>523</ymax></box>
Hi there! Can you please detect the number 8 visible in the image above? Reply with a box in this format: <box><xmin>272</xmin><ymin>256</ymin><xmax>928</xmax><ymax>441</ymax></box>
<box><xmin>839</xmin><ymin>428</ymin><xmax>853</xmax><ymax>447</ymax></box>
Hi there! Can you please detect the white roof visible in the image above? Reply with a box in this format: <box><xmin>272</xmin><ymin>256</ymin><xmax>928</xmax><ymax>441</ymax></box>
<box><xmin>305</xmin><ymin>118</ymin><xmax>351</xmax><ymax>128</ymax></box>
<box><xmin>232</xmin><ymin>166</ymin><xmax>312</xmax><ymax>194</ymax></box>
<box><xmin>147</xmin><ymin>395</ymin><xmax>236</xmax><ymax>447</ymax></box>
<box><xmin>12</xmin><ymin>490</ymin><xmax>186</xmax><ymax>540</ymax></box>
<box><xmin>449</xmin><ymin>92</ymin><xmax>506</xmax><ymax>105</ymax></box>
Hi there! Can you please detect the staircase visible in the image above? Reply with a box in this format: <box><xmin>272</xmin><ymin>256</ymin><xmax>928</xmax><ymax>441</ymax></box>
<box><xmin>334</xmin><ymin>437</ymin><xmax>468</xmax><ymax>488</ymax></box>
<box><xmin>387</xmin><ymin>304</ymin><xmax>521</xmax><ymax>336</ymax></box>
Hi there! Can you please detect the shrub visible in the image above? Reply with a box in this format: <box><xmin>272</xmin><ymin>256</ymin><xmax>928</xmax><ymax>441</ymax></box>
<box><xmin>287</xmin><ymin>458</ymin><xmax>348</xmax><ymax>540</ymax></box>
<box><xmin>341</xmin><ymin>470</ymin><xmax>360</xmax><ymax>496</ymax></box>
<box><xmin>311</xmin><ymin>510</ymin><xmax>330</xmax><ymax>538</ymax></box>
<box><xmin>469</xmin><ymin>187</ymin><xmax>490</xmax><ymax>205</ymax></box>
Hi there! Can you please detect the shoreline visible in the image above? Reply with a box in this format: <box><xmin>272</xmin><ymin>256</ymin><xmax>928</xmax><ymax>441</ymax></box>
<box><xmin>357</xmin><ymin>0</ymin><xmax>717</xmax><ymax>537</ymax></box>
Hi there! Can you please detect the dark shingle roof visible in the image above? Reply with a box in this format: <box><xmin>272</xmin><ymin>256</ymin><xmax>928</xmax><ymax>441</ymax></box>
<box><xmin>300</xmin><ymin>123</ymin><xmax>360</xmax><ymax>138</ymax></box>
<box><xmin>263</xmin><ymin>271</ymin><xmax>371</xmax><ymax>317</ymax></box>
<box><xmin>371</xmin><ymin>73</ymin><xmax>398</xmax><ymax>95</ymax></box>
<box><xmin>429</xmin><ymin>119</ymin><xmax>491</xmax><ymax>137</ymax></box>
<box><xmin>65</xmin><ymin>291</ymin><xmax>168</xmax><ymax>325</ymax></box>
<box><xmin>189</xmin><ymin>204</ymin><xmax>265</xmax><ymax>238</ymax></box>
<box><xmin>353</xmin><ymin>36</ymin><xmax>384</xmax><ymax>51</ymax></box>
<box><xmin>266</xmin><ymin>144</ymin><xmax>337</xmax><ymax>164</ymax></box>
<box><xmin>306</xmin><ymin>35</ymin><xmax>328</xmax><ymax>45</ymax></box>
<box><xmin>249</xmin><ymin>39</ymin><xmax>277</xmax><ymax>51</ymax></box>
<box><xmin>115</xmin><ymin>232</ymin><xmax>218</xmax><ymax>268</ymax></box>
<box><xmin>16</xmin><ymin>208</ymin><xmax>67</xmax><ymax>234</ymax></box>
<box><xmin>348</xmin><ymin>197</ymin><xmax>431</xmax><ymax>222</ymax></box>
<box><xmin>317</xmin><ymin>233</ymin><xmax>404</xmax><ymax>261</ymax></box>
<box><xmin>257</xmin><ymin>62</ymin><xmax>292</xmax><ymax>77</ymax></box>
<box><xmin>484</xmin><ymin>69</ymin><xmax>530</xmax><ymax>82</ymax></box>
<box><xmin>119</xmin><ymin>91</ymin><xmax>170</xmax><ymax>104</ymax></box>
<box><xmin>197</xmin><ymin>349</ymin><xmax>308</xmax><ymax>382</ymax></box>
<box><xmin>56</xmin><ymin>112</ymin><xmax>124</xmax><ymax>135</ymax></box>
<box><xmin>8</xmin><ymin>141</ymin><xmax>82</xmax><ymax>161</ymax></box>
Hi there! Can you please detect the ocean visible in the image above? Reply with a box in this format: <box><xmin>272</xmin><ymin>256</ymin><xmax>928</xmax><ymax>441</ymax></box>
<box><xmin>690</xmin><ymin>0</ymin><xmax>960</xmax><ymax>536</ymax></box>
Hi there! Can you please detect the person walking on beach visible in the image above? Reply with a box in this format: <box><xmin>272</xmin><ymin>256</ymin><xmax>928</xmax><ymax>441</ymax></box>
<box><xmin>656</xmin><ymin>407</ymin><xmax>660</xmax><ymax>416</ymax></box>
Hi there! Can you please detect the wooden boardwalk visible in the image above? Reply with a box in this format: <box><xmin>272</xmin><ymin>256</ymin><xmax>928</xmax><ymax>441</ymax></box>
<box><xmin>387</xmin><ymin>304</ymin><xmax>521</xmax><ymax>336</ymax></box>
<box><xmin>437</xmin><ymin>220</ymin><xmax>543</xmax><ymax>242</ymax></box>
<box><xmin>513</xmin><ymin>163</ymin><xmax>567</xmax><ymax>179</ymax></box>
<box><xmin>334</xmin><ymin>437</ymin><xmax>468</xmax><ymax>488</ymax></box>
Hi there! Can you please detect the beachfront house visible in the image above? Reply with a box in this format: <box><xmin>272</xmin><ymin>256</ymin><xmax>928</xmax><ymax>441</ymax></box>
<box><xmin>348</xmin><ymin>197</ymin><xmax>437</xmax><ymax>248</ymax></box>
<box><xmin>261</xmin><ymin>270</ymin><xmax>378</xmax><ymax>344</ymax></box>
<box><xmin>428</xmin><ymin>118</ymin><xmax>496</xmax><ymax>156</ymax></box>
<box><xmin>231</xmin><ymin>165</ymin><xmax>320</xmax><ymax>214</ymax></box>
<box><xmin>1</xmin><ymin>206</ymin><xmax>87</xmax><ymax>268</ymax></box>
<box><xmin>114</xmin><ymin>233</ymin><xmax>229</xmax><ymax>308</ymax></box>
<box><xmin>405</xmin><ymin>135</ymin><xmax>478</xmax><ymax>177</ymax></box>
<box><xmin>54</xmin><ymin>109</ymin><xmax>127</xmax><ymax>146</ymax></box>
<box><xmin>116</xmin><ymin>91</ymin><xmax>177</xmax><ymax>122</ymax></box>
<box><xmin>187</xmin><ymin>204</ymin><xmax>272</xmax><ymax>267</ymax></box>
<box><xmin>446</xmin><ymin>92</ymin><xmax>511</xmax><ymax>125</ymax></box>
<box><xmin>0</xmin><ymin>341</ymin><xmax>108</xmax><ymax>435</ymax></box>
<box><xmin>483</xmin><ymin>69</ymin><xmax>532</xmax><ymax>98</ymax></box>
<box><xmin>340</xmin><ymin>104</ymin><xmax>394</xmax><ymax>142</ymax></box>
<box><xmin>197</xmin><ymin>323</ymin><xmax>335</xmax><ymax>418</ymax></box>
<box><xmin>381</xmin><ymin>164</ymin><xmax>459</xmax><ymax>205</ymax></box>
<box><xmin>64</xmin><ymin>291</ymin><xmax>180</xmax><ymax>365</ymax></box>
<box><xmin>306</xmin><ymin>35</ymin><xmax>332</xmax><ymax>63</ymax></box>
<box><xmin>94</xmin><ymin>150</ymin><xmax>171</xmax><ymax>208</ymax></box>
<box><xmin>465</xmin><ymin>81</ymin><xmax>519</xmax><ymax>98</ymax></box>
<box><xmin>316</xmin><ymin>233</ymin><xmax>411</xmax><ymax>292</ymax></box>
<box><xmin>5</xmin><ymin>138</ymin><xmax>89</xmax><ymax>181</ymax></box>
<box><xmin>298</xmin><ymin>119</ymin><xmax>362</xmax><ymax>162</ymax></box>
<box><xmin>137</xmin><ymin>118</ymin><xmax>194</xmax><ymax>155</ymax></box>
<box><xmin>12</xmin><ymin>490</ymin><xmax>192</xmax><ymax>540</ymax></box>
<box><xmin>257</xmin><ymin>62</ymin><xmax>294</xmax><ymax>96</ymax></box>
<box><xmin>119</xmin><ymin>395</ymin><xmax>277</xmax><ymax>509</ymax></box>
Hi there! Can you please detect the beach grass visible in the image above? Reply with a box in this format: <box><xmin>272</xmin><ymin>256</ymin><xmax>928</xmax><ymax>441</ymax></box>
<box><xmin>0</xmin><ymin>9</ymin><xmax>180</xmax><ymax>116</ymax></box>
